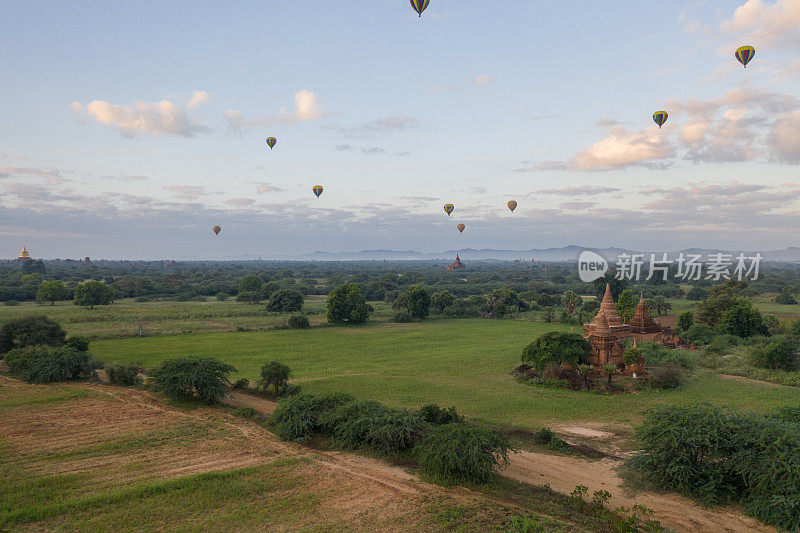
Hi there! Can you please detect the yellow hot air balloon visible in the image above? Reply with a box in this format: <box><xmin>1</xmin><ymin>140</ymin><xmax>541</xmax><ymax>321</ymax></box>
<box><xmin>266</xmin><ymin>137</ymin><xmax>277</xmax><ymax>150</ymax></box>
<box><xmin>507</xmin><ymin>200</ymin><xmax>517</xmax><ymax>212</ymax></box>
<box><xmin>212</xmin><ymin>225</ymin><xmax>221</xmax><ymax>236</ymax></box>
<box><xmin>735</xmin><ymin>45</ymin><xmax>755</xmax><ymax>68</ymax></box>
<box><xmin>457</xmin><ymin>224</ymin><xmax>465</xmax><ymax>234</ymax></box>
<box><xmin>444</xmin><ymin>203</ymin><xmax>454</xmax><ymax>216</ymax></box>
<box><xmin>313</xmin><ymin>185</ymin><xmax>324</xmax><ymax>198</ymax></box>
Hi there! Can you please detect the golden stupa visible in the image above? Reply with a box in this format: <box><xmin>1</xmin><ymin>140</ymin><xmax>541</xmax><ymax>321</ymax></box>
<box><xmin>17</xmin><ymin>246</ymin><xmax>32</xmax><ymax>262</ymax></box>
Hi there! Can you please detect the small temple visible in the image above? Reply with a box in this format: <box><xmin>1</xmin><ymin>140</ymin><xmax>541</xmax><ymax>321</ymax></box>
<box><xmin>16</xmin><ymin>246</ymin><xmax>32</xmax><ymax>262</ymax></box>
<box><xmin>583</xmin><ymin>284</ymin><xmax>671</xmax><ymax>375</ymax></box>
<box><xmin>447</xmin><ymin>254</ymin><xmax>465</xmax><ymax>270</ymax></box>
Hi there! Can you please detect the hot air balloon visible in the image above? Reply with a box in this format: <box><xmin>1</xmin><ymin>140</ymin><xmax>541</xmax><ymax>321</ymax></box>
<box><xmin>507</xmin><ymin>200</ymin><xmax>518</xmax><ymax>212</ymax></box>
<box><xmin>212</xmin><ymin>226</ymin><xmax>221</xmax><ymax>236</ymax></box>
<box><xmin>457</xmin><ymin>224</ymin><xmax>465</xmax><ymax>234</ymax></box>
<box><xmin>653</xmin><ymin>111</ymin><xmax>668</xmax><ymax>129</ymax></box>
<box><xmin>410</xmin><ymin>0</ymin><xmax>429</xmax><ymax>17</ymax></box>
<box><xmin>266</xmin><ymin>137</ymin><xmax>277</xmax><ymax>150</ymax></box>
<box><xmin>313</xmin><ymin>185</ymin><xmax>324</xmax><ymax>198</ymax></box>
<box><xmin>444</xmin><ymin>204</ymin><xmax>454</xmax><ymax>216</ymax></box>
<box><xmin>735</xmin><ymin>45</ymin><xmax>755</xmax><ymax>68</ymax></box>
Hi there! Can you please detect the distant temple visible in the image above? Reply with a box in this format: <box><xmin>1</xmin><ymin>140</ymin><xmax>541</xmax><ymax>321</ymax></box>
<box><xmin>583</xmin><ymin>284</ymin><xmax>672</xmax><ymax>375</ymax></box>
<box><xmin>447</xmin><ymin>254</ymin><xmax>465</xmax><ymax>270</ymax></box>
<box><xmin>16</xmin><ymin>246</ymin><xmax>32</xmax><ymax>262</ymax></box>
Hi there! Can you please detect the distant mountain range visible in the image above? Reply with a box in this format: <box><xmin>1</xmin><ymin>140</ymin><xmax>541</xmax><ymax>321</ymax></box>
<box><xmin>228</xmin><ymin>246</ymin><xmax>800</xmax><ymax>262</ymax></box>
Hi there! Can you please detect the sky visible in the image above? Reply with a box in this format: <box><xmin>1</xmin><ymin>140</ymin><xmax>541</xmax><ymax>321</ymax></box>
<box><xmin>2</xmin><ymin>0</ymin><xmax>800</xmax><ymax>260</ymax></box>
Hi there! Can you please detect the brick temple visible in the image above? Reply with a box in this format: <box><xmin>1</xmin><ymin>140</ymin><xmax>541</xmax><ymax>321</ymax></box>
<box><xmin>582</xmin><ymin>284</ymin><xmax>670</xmax><ymax>375</ymax></box>
<box><xmin>447</xmin><ymin>254</ymin><xmax>465</xmax><ymax>270</ymax></box>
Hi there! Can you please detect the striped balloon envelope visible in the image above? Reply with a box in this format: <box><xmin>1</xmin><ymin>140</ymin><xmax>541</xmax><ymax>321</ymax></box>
<box><xmin>266</xmin><ymin>137</ymin><xmax>277</xmax><ymax>150</ymax></box>
<box><xmin>735</xmin><ymin>45</ymin><xmax>755</xmax><ymax>68</ymax></box>
<box><xmin>457</xmin><ymin>224</ymin><xmax>465</xmax><ymax>234</ymax></box>
<box><xmin>410</xmin><ymin>0</ymin><xmax>430</xmax><ymax>17</ymax></box>
<box><xmin>652</xmin><ymin>111</ymin><xmax>668</xmax><ymax>129</ymax></box>
<box><xmin>313</xmin><ymin>185</ymin><xmax>323</xmax><ymax>198</ymax></box>
<box><xmin>443</xmin><ymin>203</ymin><xmax>454</xmax><ymax>216</ymax></box>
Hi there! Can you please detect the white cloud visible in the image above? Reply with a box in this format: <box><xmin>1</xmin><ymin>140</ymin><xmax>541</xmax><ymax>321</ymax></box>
<box><xmin>335</xmin><ymin>115</ymin><xmax>420</xmax><ymax>138</ymax></box>
<box><xmin>103</xmin><ymin>173</ymin><xmax>149</xmax><ymax>182</ymax></box>
<box><xmin>72</xmin><ymin>96</ymin><xmax>209</xmax><ymax>138</ymax></box>
<box><xmin>225</xmin><ymin>89</ymin><xmax>325</xmax><ymax>133</ymax></box>
<box><xmin>570</xmin><ymin>125</ymin><xmax>674</xmax><ymax>171</ymax></box>
<box><xmin>767</xmin><ymin>110</ymin><xmax>800</xmax><ymax>162</ymax></box>
<box><xmin>254</xmin><ymin>183</ymin><xmax>284</xmax><ymax>194</ymax></box>
<box><xmin>166</xmin><ymin>185</ymin><xmax>205</xmax><ymax>200</ymax></box>
<box><xmin>474</xmin><ymin>74</ymin><xmax>493</xmax><ymax>86</ymax></box>
<box><xmin>187</xmin><ymin>90</ymin><xmax>212</xmax><ymax>109</ymax></box>
<box><xmin>721</xmin><ymin>0</ymin><xmax>800</xmax><ymax>49</ymax></box>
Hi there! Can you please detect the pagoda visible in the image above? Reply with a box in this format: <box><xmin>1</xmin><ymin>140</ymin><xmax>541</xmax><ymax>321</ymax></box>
<box><xmin>447</xmin><ymin>254</ymin><xmax>465</xmax><ymax>270</ymax></box>
<box><xmin>16</xmin><ymin>246</ymin><xmax>32</xmax><ymax>262</ymax></box>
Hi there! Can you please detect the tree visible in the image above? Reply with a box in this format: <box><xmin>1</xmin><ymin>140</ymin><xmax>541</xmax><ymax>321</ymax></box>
<box><xmin>615</xmin><ymin>290</ymin><xmax>637</xmax><ymax>323</ymax></box>
<box><xmin>542</xmin><ymin>307</ymin><xmax>556</xmax><ymax>323</ymax></box>
<box><xmin>326</xmin><ymin>283</ymin><xmax>371</xmax><ymax>325</ymax></box>
<box><xmin>718</xmin><ymin>301</ymin><xmax>769</xmax><ymax>338</ymax></box>
<box><xmin>405</xmin><ymin>285</ymin><xmax>431</xmax><ymax>319</ymax></box>
<box><xmin>775</xmin><ymin>291</ymin><xmax>798</xmax><ymax>305</ymax></box>
<box><xmin>622</xmin><ymin>347</ymin><xmax>641</xmax><ymax>366</ymax></box>
<box><xmin>150</xmin><ymin>357</ymin><xmax>236</xmax><ymax>404</ymax></box>
<box><xmin>685</xmin><ymin>286</ymin><xmax>709</xmax><ymax>301</ymax></box>
<box><xmin>577</xmin><ymin>364</ymin><xmax>593</xmax><ymax>389</ymax></box>
<box><xmin>602</xmin><ymin>364</ymin><xmax>617</xmax><ymax>389</ymax></box>
<box><xmin>677</xmin><ymin>311</ymin><xmax>694</xmax><ymax>333</ymax></box>
<box><xmin>562</xmin><ymin>290</ymin><xmax>582</xmax><ymax>317</ymax></box>
<box><xmin>267</xmin><ymin>289</ymin><xmax>304</xmax><ymax>312</ymax></box>
<box><xmin>593</xmin><ymin>271</ymin><xmax>628</xmax><ymax>301</ymax></box>
<box><xmin>483</xmin><ymin>288</ymin><xmax>529</xmax><ymax>318</ymax></box>
<box><xmin>237</xmin><ymin>274</ymin><xmax>263</xmax><ymax>294</ymax></box>
<box><xmin>73</xmin><ymin>281</ymin><xmax>113</xmax><ymax>309</ymax></box>
<box><xmin>0</xmin><ymin>315</ymin><xmax>66</xmax><ymax>353</ymax></box>
<box><xmin>651</xmin><ymin>295</ymin><xmax>671</xmax><ymax>316</ymax></box>
<box><xmin>36</xmin><ymin>281</ymin><xmax>70</xmax><ymax>306</ymax></box>
<box><xmin>260</xmin><ymin>361</ymin><xmax>291</xmax><ymax>395</ymax></box>
<box><xmin>696</xmin><ymin>281</ymin><xmax>747</xmax><ymax>328</ymax></box>
<box><xmin>750</xmin><ymin>339</ymin><xmax>799</xmax><ymax>371</ymax></box>
<box><xmin>521</xmin><ymin>332</ymin><xmax>591</xmax><ymax>370</ymax></box>
<box><xmin>431</xmin><ymin>290</ymin><xmax>455</xmax><ymax>314</ymax></box>
<box><xmin>580</xmin><ymin>300</ymin><xmax>600</xmax><ymax>321</ymax></box>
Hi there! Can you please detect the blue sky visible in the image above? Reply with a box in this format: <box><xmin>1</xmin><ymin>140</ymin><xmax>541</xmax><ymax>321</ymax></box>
<box><xmin>2</xmin><ymin>0</ymin><xmax>800</xmax><ymax>259</ymax></box>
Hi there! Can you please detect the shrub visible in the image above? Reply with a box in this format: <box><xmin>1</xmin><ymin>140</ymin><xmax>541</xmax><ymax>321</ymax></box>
<box><xmin>150</xmin><ymin>357</ymin><xmax>236</xmax><ymax>404</ymax></box>
<box><xmin>532</xmin><ymin>427</ymin><xmax>555</xmax><ymax>445</ymax></box>
<box><xmin>4</xmin><ymin>300</ymin><xmax>19</xmax><ymax>306</ymax></box>
<box><xmin>260</xmin><ymin>361</ymin><xmax>291</xmax><ymax>395</ymax></box>
<box><xmin>646</xmin><ymin>365</ymin><xmax>684</xmax><ymax>389</ymax></box>
<box><xmin>775</xmin><ymin>292</ymin><xmax>797</xmax><ymax>305</ymax></box>
<box><xmin>0</xmin><ymin>315</ymin><xmax>66</xmax><ymax>354</ymax></box>
<box><xmin>419</xmin><ymin>404</ymin><xmax>462</xmax><ymax>425</ymax></box>
<box><xmin>267</xmin><ymin>289</ymin><xmax>304</xmax><ymax>313</ymax></box>
<box><xmin>65</xmin><ymin>335</ymin><xmax>90</xmax><ymax>352</ymax></box>
<box><xmin>683</xmin><ymin>323</ymin><xmax>715</xmax><ymax>345</ymax></box>
<box><xmin>749</xmin><ymin>338</ymin><xmax>799</xmax><ymax>371</ymax></box>
<box><xmin>676</xmin><ymin>311</ymin><xmax>694</xmax><ymax>333</ymax></box>
<box><xmin>686</xmin><ymin>286</ymin><xmax>709</xmax><ymax>301</ymax></box>
<box><xmin>106</xmin><ymin>363</ymin><xmax>142</xmax><ymax>386</ymax></box>
<box><xmin>431</xmin><ymin>290</ymin><xmax>455</xmax><ymax>314</ymax></box>
<box><xmin>718</xmin><ymin>301</ymin><xmax>768</xmax><ymax>338</ymax></box>
<box><xmin>326</xmin><ymin>283</ymin><xmax>371</xmax><ymax>325</ymax></box>
<box><xmin>521</xmin><ymin>332</ymin><xmax>590</xmax><ymax>371</ymax></box>
<box><xmin>270</xmin><ymin>391</ymin><xmax>355</xmax><ymax>442</ymax></box>
<box><xmin>287</xmin><ymin>313</ymin><xmax>310</xmax><ymax>329</ymax></box>
<box><xmin>393</xmin><ymin>311</ymin><xmax>413</xmax><ymax>323</ymax></box>
<box><xmin>5</xmin><ymin>346</ymin><xmax>101</xmax><ymax>383</ymax></box>
<box><xmin>216</xmin><ymin>292</ymin><xmax>230</xmax><ymax>301</ymax></box>
<box><xmin>442</xmin><ymin>300</ymin><xmax>481</xmax><ymax>318</ymax></box>
<box><xmin>415</xmin><ymin>423</ymin><xmax>511</xmax><ymax>484</ymax></box>
<box><xmin>236</xmin><ymin>291</ymin><xmax>262</xmax><ymax>304</ymax></box>
<box><xmin>404</xmin><ymin>285</ymin><xmax>431</xmax><ymax>319</ymax></box>
<box><xmin>331</xmin><ymin>402</ymin><xmax>427</xmax><ymax>456</ymax></box>
<box><xmin>629</xmin><ymin>404</ymin><xmax>800</xmax><ymax>530</ymax></box>
<box><xmin>231</xmin><ymin>377</ymin><xmax>250</xmax><ymax>390</ymax></box>
<box><xmin>639</xmin><ymin>342</ymin><xmax>695</xmax><ymax>370</ymax></box>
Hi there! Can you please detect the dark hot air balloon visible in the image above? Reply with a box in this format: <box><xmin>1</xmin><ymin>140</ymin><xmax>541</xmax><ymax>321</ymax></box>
<box><xmin>457</xmin><ymin>224</ymin><xmax>465</xmax><ymax>234</ymax></box>
<box><xmin>507</xmin><ymin>200</ymin><xmax>517</xmax><ymax>212</ymax></box>
<box><xmin>212</xmin><ymin>226</ymin><xmax>221</xmax><ymax>236</ymax></box>
<box><xmin>313</xmin><ymin>185</ymin><xmax>324</xmax><ymax>198</ymax></box>
<box><xmin>443</xmin><ymin>204</ymin><xmax>454</xmax><ymax>216</ymax></box>
<box><xmin>266</xmin><ymin>137</ymin><xmax>277</xmax><ymax>150</ymax></box>
<box><xmin>653</xmin><ymin>111</ymin><xmax>668</xmax><ymax>129</ymax></box>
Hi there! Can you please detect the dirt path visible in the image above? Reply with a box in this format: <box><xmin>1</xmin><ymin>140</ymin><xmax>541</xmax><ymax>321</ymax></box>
<box><xmin>226</xmin><ymin>391</ymin><xmax>773</xmax><ymax>532</ymax></box>
<box><xmin>719</xmin><ymin>374</ymin><xmax>785</xmax><ymax>388</ymax></box>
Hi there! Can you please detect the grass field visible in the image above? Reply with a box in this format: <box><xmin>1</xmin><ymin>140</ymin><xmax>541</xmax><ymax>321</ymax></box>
<box><xmin>91</xmin><ymin>319</ymin><xmax>800</xmax><ymax>431</ymax></box>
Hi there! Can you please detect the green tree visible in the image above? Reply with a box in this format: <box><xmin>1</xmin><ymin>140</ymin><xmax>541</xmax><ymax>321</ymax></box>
<box><xmin>431</xmin><ymin>290</ymin><xmax>455</xmax><ymax>314</ymax></box>
<box><xmin>696</xmin><ymin>281</ymin><xmax>747</xmax><ymax>328</ymax></box>
<box><xmin>562</xmin><ymin>290</ymin><xmax>582</xmax><ymax>317</ymax></box>
<box><xmin>718</xmin><ymin>301</ymin><xmax>769</xmax><ymax>338</ymax></box>
<box><xmin>260</xmin><ymin>361</ymin><xmax>291</xmax><ymax>395</ymax></box>
<box><xmin>0</xmin><ymin>315</ymin><xmax>66</xmax><ymax>353</ymax></box>
<box><xmin>603</xmin><ymin>364</ymin><xmax>617</xmax><ymax>389</ymax></box>
<box><xmin>267</xmin><ymin>289</ymin><xmax>304</xmax><ymax>312</ymax></box>
<box><xmin>405</xmin><ymin>285</ymin><xmax>431</xmax><ymax>319</ymax></box>
<box><xmin>593</xmin><ymin>271</ymin><xmax>628</xmax><ymax>301</ymax></box>
<box><xmin>580</xmin><ymin>300</ymin><xmax>600</xmax><ymax>321</ymax></box>
<box><xmin>775</xmin><ymin>291</ymin><xmax>798</xmax><ymax>305</ymax></box>
<box><xmin>73</xmin><ymin>281</ymin><xmax>114</xmax><ymax>309</ymax></box>
<box><xmin>237</xmin><ymin>274</ymin><xmax>263</xmax><ymax>294</ymax></box>
<box><xmin>150</xmin><ymin>357</ymin><xmax>236</xmax><ymax>404</ymax></box>
<box><xmin>483</xmin><ymin>288</ymin><xmax>529</xmax><ymax>318</ymax></box>
<box><xmin>36</xmin><ymin>281</ymin><xmax>70</xmax><ymax>306</ymax></box>
<box><xmin>685</xmin><ymin>286</ymin><xmax>709</xmax><ymax>301</ymax></box>
<box><xmin>326</xmin><ymin>283</ymin><xmax>371</xmax><ymax>325</ymax></box>
<box><xmin>622</xmin><ymin>347</ymin><xmax>641</xmax><ymax>366</ymax></box>
<box><xmin>521</xmin><ymin>332</ymin><xmax>590</xmax><ymax>370</ymax></box>
<box><xmin>677</xmin><ymin>311</ymin><xmax>694</xmax><ymax>333</ymax></box>
<box><xmin>652</xmin><ymin>295</ymin><xmax>671</xmax><ymax>316</ymax></box>
<box><xmin>615</xmin><ymin>290</ymin><xmax>637</xmax><ymax>323</ymax></box>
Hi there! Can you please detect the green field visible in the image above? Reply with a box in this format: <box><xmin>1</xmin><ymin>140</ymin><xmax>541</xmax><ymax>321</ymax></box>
<box><xmin>92</xmin><ymin>319</ymin><xmax>800</xmax><ymax>431</ymax></box>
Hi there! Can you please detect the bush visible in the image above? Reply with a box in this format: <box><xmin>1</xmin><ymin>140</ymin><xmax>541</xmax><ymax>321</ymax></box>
<box><xmin>419</xmin><ymin>404</ymin><xmax>462</xmax><ymax>425</ymax></box>
<box><xmin>404</xmin><ymin>285</ymin><xmax>431</xmax><ymax>319</ymax></box>
<box><xmin>287</xmin><ymin>313</ymin><xmax>310</xmax><ymax>329</ymax></box>
<box><xmin>443</xmin><ymin>300</ymin><xmax>481</xmax><ymax>318</ymax></box>
<box><xmin>532</xmin><ymin>427</ymin><xmax>555</xmax><ymax>445</ymax></box>
<box><xmin>646</xmin><ymin>364</ymin><xmax>684</xmax><ymax>389</ymax></box>
<box><xmin>331</xmin><ymin>401</ymin><xmax>427</xmax><ymax>456</ymax></box>
<box><xmin>326</xmin><ymin>283</ymin><xmax>371</xmax><ymax>325</ymax></box>
<box><xmin>5</xmin><ymin>346</ymin><xmax>101</xmax><ymax>383</ymax></box>
<box><xmin>775</xmin><ymin>292</ymin><xmax>797</xmax><ymax>305</ymax></box>
<box><xmin>393</xmin><ymin>311</ymin><xmax>413</xmax><ymax>323</ymax></box>
<box><xmin>749</xmin><ymin>338</ymin><xmax>799</xmax><ymax>371</ymax></box>
<box><xmin>0</xmin><ymin>315</ymin><xmax>66</xmax><ymax>354</ymax></box>
<box><xmin>231</xmin><ymin>377</ymin><xmax>250</xmax><ymax>390</ymax></box>
<box><xmin>270</xmin><ymin>391</ymin><xmax>356</xmax><ymax>442</ymax></box>
<box><xmin>415</xmin><ymin>423</ymin><xmax>511</xmax><ymax>484</ymax></box>
<box><xmin>521</xmin><ymin>332</ymin><xmax>590</xmax><ymax>371</ymax></box>
<box><xmin>216</xmin><ymin>292</ymin><xmax>230</xmax><ymax>301</ymax></box>
<box><xmin>106</xmin><ymin>363</ymin><xmax>142</xmax><ymax>386</ymax></box>
<box><xmin>676</xmin><ymin>311</ymin><xmax>694</xmax><ymax>333</ymax></box>
<box><xmin>4</xmin><ymin>300</ymin><xmax>19</xmax><ymax>306</ymax></box>
<box><xmin>639</xmin><ymin>342</ymin><xmax>695</xmax><ymax>370</ymax></box>
<box><xmin>150</xmin><ymin>357</ymin><xmax>236</xmax><ymax>404</ymax></box>
<box><xmin>66</xmin><ymin>335</ymin><xmax>90</xmax><ymax>352</ymax></box>
<box><xmin>260</xmin><ymin>361</ymin><xmax>291</xmax><ymax>395</ymax></box>
<box><xmin>431</xmin><ymin>290</ymin><xmax>455</xmax><ymax>314</ymax></box>
<box><xmin>629</xmin><ymin>404</ymin><xmax>800</xmax><ymax>530</ymax></box>
<box><xmin>683</xmin><ymin>323</ymin><xmax>715</xmax><ymax>345</ymax></box>
<box><xmin>718</xmin><ymin>301</ymin><xmax>769</xmax><ymax>338</ymax></box>
<box><xmin>267</xmin><ymin>289</ymin><xmax>304</xmax><ymax>313</ymax></box>
<box><xmin>686</xmin><ymin>286</ymin><xmax>709</xmax><ymax>301</ymax></box>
